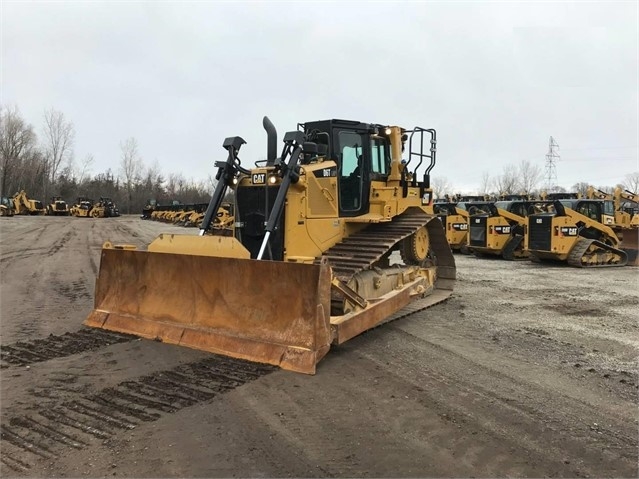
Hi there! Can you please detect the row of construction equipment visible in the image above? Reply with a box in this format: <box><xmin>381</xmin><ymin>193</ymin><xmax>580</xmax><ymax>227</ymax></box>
<box><xmin>84</xmin><ymin>116</ymin><xmax>636</xmax><ymax>375</ymax></box>
<box><xmin>434</xmin><ymin>186</ymin><xmax>638</xmax><ymax>267</ymax></box>
<box><xmin>0</xmin><ymin>191</ymin><xmax>120</xmax><ymax>218</ymax></box>
<box><xmin>140</xmin><ymin>200</ymin><xmax>234</xmax><ymax>232</ymax></box>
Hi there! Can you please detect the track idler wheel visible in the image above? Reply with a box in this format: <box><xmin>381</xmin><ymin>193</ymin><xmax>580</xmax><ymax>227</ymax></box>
<box><xmin>401</xmin><ymin>226</ymin><xmax>430</xmax><ymax>265</ymax></box>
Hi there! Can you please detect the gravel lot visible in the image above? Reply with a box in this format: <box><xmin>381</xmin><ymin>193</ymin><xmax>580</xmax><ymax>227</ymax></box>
<box><xmin>1</xmin><ymin>215</ymin><xmax>637</xmax><ymax>478</ymax></box>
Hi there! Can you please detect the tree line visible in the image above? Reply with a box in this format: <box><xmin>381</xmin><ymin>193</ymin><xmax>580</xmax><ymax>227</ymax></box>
<box><xmin>2</xmin><ymin>105</ymin><xmax>638</xmax><ymax>212</ymax></box>
<box><xmin>0</xmin><ymin>106</ymin><xmax>214</xmax><ymax>214</ymax></box>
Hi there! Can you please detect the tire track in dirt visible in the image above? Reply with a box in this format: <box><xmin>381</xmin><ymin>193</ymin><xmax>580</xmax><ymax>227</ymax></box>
<box><xmin>355</xmin><ymin>322</ymin><xmax>637</xmax><ymax>477</ymax></box>
<box><xmin>0</xmin><ymin>329</ymin><xmax>135</xmax><ymax>368</ymax></box>
<box><xmin>0</xmin><ymin>356</ymin><xmax>275</xmax><ymax>474</ymax></box>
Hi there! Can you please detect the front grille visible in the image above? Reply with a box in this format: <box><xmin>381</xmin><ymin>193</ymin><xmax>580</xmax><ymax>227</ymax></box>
<box><xmin>469</xmin><ymin>216</ymin><xmax>487</xmax><ymax>247</ymax></box>
<box><xmin>528</xmin><ymin>215</ymin><xmax>552</xmax><ymax>251</ymax></box>
<box><xmin>55</xmin><ymin>203</ymin><xmax>66</xmax><ymax>211</ymax></box>
<box><xmin>235</xmin><ymin>185</ymin><xmax>285</xmax><ymax>260</ymax></box>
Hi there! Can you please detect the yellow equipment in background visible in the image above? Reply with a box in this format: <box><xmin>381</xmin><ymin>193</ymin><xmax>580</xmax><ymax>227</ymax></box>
<box><xmin>1</xmin><ymin>196</ymin><xmax>15</xmax><ymax>216</ymax></box>
<box><xmin>45</xmin><ymin>196</ymin><xmax>70</xmax><ymax>216</ymax></box>
<box><xmin>70</xmin><ymin>197</ymin><xmax>94</xmax><ymax>217</ymax></box>
<box><xmin>86</xmin><ymin>117</ymin><xmax>456</xmax><ymax>374</ymax></box>
<box><xmin>432</xmin><ymin>201</ymin><xmax>469</xmax><ymax>252</ymax></box>
<box><xmin>12</xmin><ymin>190</ymin><xmax>45</xmax><ymax>215</ymax></box>
<box><xmin>585</xmin><ymin>186</ymin><xmax>638</xmax><ymax>265</ymax></box>
<box><xmin>469</xmin><ymin>200</ymin><xmax>555</xmax><ymax>260</ymax></box>
<box><xmin>526</xmin><ymin>199</ymin><xmax>627</xmax><ymax>267</ymax></box>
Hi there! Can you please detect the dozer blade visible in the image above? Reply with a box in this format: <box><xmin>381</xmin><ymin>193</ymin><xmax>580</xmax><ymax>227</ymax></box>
<box><xmin>85</xmin><ymin>247</ymin><xmax>333</xmax><ymax>374</ymax></box>
<box><xmin>619</xmin><ymin>228</ymin><xmax>639</xmax><ymax>266</ymax></box>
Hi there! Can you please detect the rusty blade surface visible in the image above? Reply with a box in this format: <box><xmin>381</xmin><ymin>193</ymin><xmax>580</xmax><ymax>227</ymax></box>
<box><xmin>85</xmin><ymin>248</ymin><xmax>332</xmax><ymax>374</ymax></box>
<box><xmin>619</xmin><ymin>228</ymin><xmax>638</xmax><ymax>266</ymax></box>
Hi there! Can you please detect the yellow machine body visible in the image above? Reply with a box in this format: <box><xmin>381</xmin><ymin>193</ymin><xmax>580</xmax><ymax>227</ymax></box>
<box><xmin>525</xmin><ymin>200</ymin><xmax>627</xmax><ymax>267</ymax></box>
<box><xmin>432</xmin><ymin>202</ymin><xmax>469</xmax><ymax>251</ymax></box>
<box><xmin>12</xmin><ymin>190</ymin><xmax>45</xmax><ymax>215</ymax></box>
<box><xmin>86</xmin><ymin>119</ymin><xmax>456</xmax><ymax>373</ymax></box>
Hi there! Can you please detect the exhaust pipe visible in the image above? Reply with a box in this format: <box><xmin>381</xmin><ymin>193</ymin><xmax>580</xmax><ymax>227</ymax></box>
<box><xmin>263</xmin><ymin>116</ymin><xmax>277</xmax><ymax>165</ymax></box>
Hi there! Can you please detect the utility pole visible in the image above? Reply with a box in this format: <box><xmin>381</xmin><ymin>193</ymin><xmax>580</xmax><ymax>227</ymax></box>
<box><xmin>544</xmin><ymin>136</ymin><xmax>560</xmax><ymax>191</ymax></box>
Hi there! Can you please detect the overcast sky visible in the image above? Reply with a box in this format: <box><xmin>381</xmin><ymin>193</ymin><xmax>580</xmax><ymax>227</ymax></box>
<box><xmin>2</xmin><ymin>1</ymin><xmax>637</xmax><ymax>193</ymax></box>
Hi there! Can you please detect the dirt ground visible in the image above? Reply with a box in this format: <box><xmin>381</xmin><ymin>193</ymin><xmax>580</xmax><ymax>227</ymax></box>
<box><xmin>0</xmin><ymin>215</ymin><xmax>637</xmax><ymax>478</ymax></box>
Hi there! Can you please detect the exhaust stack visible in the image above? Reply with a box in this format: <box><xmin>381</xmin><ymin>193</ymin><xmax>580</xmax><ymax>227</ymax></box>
<box><xmin>263</xmin><ymin>116</ymin><xmax>277</xmax><ymax>165</ymax></box>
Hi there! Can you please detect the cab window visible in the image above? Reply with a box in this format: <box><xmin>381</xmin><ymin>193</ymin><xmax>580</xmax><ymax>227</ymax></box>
<box><xmin>577</xmin><ymin>203</ymin><xmax>600</xmax><ymax>221</ymax></box>
<box><xmin>603</xmin><ymin>200</ymin><xmax>614</xmax><ymax>216</ymax></box>
<box><xmin>370</xmin><ymin>138</ymin><xmax>389</xmax><ymax>175</ymax></box>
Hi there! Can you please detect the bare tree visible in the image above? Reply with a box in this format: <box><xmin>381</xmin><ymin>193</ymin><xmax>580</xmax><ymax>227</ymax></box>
<box><xmin>493</xmin><ymin>164</ymin><xmax>518</xmax><ymax>196</ymax></box>
<box><xmin>517</xmin><ymin>159</ymin><xmax>543</xmax><ymax>194</ymax></box>
<box><xmin>42</xmin><ymin>108</ymin><xmax>75</xmax><ymax>190</ymax></box>
<box><xmin>478</xmin><ymin>171</ymin><xmax>492</xmax><ymax>196</ymax></box>
<box><xmin>0</xmin><ymin>105</ymin><xmax>38</xmax><ymax>196</ymax></box>
<box><xmin>572</xmin><ymin>182</ymin><xmax>590</xmax><ymax>197</ymax></box>
<box><xmin>78</xmin><ymin>154</ymin><xmax>94</xmax><ymax>184</ymax></box>
<box><xmin>431</xmin><ymin>176</ymin><xmax>453</xmax><ymax>200</ymax></box>
<box><xmin>120</xmin><ymin>137</ymin><xmax>143</xmax><ymax>214</ymax></box>
<box><xmin>622</xmin><ymin>171</ymin><xmax>639</xmax><ymax>193</ymax></box>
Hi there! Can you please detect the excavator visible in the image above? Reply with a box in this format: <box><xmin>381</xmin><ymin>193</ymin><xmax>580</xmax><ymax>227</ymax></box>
<box><xmin>470</xmin><ymin>200</ymin><xmax>556</xmax><ymax>260</ymax></box>
<box><xmin>12</xmin><ymin>190</ymin><xmax>45</xmax><ymax>215</ymax></box>
<box><xmin>85</xmin><ymin>117</ymin><xmax>456</xmax><ymax>374</ymax></box>
<box><xmin>526</xmin><ymin>198</ymin><xmax>628</xmax><ymax>267</ymax></box>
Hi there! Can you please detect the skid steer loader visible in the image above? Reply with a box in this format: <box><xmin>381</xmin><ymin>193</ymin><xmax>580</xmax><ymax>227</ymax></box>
<box><xmin>526</xmin><ymin>199</ymin><xmax>628</xmax><ymax>267</ymax></box>
<box><xmin>433</xmin><ymin>201</ymin><xmax>469</xmax><ymax>252</ymax></box>
<box><xmin>470</xmin><ymin>200</ymin><xmax>555</xmax><ymax>260</ymax></box>
<box><xmin>85</xmin><ymin>117</ymin><xmax>456</xmax><ymax>374</ymax></box>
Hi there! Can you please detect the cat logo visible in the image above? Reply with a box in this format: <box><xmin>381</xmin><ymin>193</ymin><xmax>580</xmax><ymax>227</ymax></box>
<box><xmin>252</xmin><ymin>173</ymin><xmax>266</xmax><ymax>185</ymax></box>
<box><xmin>560</xmin><ymin>226</ymin><xmax>578</xmax><ymax>236</ymax></box>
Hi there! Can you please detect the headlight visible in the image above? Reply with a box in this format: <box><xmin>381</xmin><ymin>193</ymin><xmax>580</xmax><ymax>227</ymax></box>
<box><xmin>268</xmin><ymin>175</ymin><xmax>277</xmax><ymax>184</ymax></box>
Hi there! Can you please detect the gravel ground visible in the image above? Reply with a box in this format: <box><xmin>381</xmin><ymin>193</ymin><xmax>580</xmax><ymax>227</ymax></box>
<box><xmin>0</xmin><ymin>215</ymin><xmax>637</xmax><ymax>478</ymax></box>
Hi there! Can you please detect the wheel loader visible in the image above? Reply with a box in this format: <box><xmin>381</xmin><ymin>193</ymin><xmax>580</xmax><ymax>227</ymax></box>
<box><xmin>525</xmin><ymin>199</ymin><xmax>628</xmax><ymax>267</ymax></box>
<box><xmin>85</xmin><ymin>117</ymin><xmax>456</xmax><ymax>374</ymax></box>
<box><xmin>45</xmin><ymin>196</ymin><xmax>70</xmax><ymax>216</ymax></box>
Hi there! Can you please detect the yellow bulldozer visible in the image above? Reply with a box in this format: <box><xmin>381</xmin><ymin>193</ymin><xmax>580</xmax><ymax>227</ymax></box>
<box><xmin>85</xmin><ymin>117</ymin><xmax>456</xmax><ymax>374</ymax></box>
<box><xmin>525</xmin><ymin>199</ymin><xmax>628</xmax><ymax>267</ymax></box>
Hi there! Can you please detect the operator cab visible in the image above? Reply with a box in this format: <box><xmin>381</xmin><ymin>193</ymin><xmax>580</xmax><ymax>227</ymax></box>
<box><xmin>302</xmin><ymin>120</ymin><xmax>391</xmax><ymax>217</ymax></box>
<box><xmin>559</xmin><ymin>199</ymin><xmax>615</xmax><ymax>224</ymax></box>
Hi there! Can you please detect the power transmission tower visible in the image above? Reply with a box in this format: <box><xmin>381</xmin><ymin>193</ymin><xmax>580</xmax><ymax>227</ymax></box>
<box><xmin>544</xmin><ymin>136</ymin><xmax>560</xmax><ymax>191</ymax></box>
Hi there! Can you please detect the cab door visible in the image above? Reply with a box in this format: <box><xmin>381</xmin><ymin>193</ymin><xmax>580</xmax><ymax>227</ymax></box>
<box><xmin>336</xmin><ymin>129</ymin><xmax>370</xmax><ymax>217</ymax></box>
